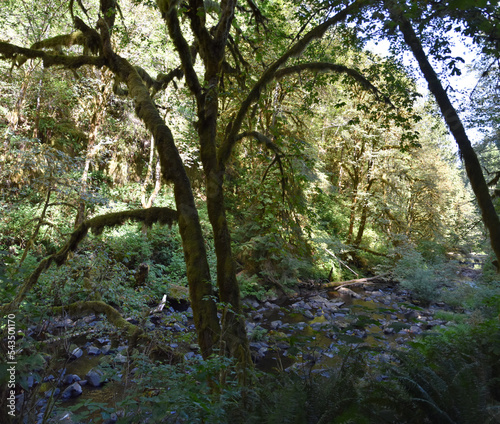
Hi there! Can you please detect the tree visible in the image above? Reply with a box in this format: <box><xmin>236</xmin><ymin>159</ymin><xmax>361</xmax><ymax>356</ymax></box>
<box><xmin>1</xmin><ymin>0</ymin><xmax>499</xmax><ymax>370</ymax></box>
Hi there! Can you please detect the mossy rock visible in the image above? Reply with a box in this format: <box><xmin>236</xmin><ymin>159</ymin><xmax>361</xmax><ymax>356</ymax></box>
<box><xmin>168</xmin><ymin>284</ymin><xmax>190</xmax><ymax>301</ymax></box>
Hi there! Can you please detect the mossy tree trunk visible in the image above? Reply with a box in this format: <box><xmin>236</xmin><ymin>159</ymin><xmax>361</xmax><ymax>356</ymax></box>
<box><xmin>159</xmin><ymin>0</ymin><xmax>252</xmax><ymax>364</ymax></box>
<box><xmin>389</xmin><ymin>7</ymin><xmax>500</xmax><ymax>267</ymax></box>
<box><xmin>96</xmin><ymin>19</ymin><xmax>222</xmax><ymax>358</ymax></box>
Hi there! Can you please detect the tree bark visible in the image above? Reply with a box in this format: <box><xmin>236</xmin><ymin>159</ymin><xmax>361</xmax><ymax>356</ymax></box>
<box><xmin>97</xmin><ymin>19</ymin><xmax>221</xmax><ymax>357</ymax></box>
<box><xmin>390</xmin><ymin>8</ymin><xmax>500</xmax><ymax>266</ymax></box>
<box><xmin>160</xmin><ymin>1</ymin><xmax>252</xmax><ymax>365</ymax></box>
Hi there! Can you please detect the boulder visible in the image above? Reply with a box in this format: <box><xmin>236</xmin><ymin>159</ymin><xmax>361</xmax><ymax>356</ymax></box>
<box><xmin>86</xmin><ymin>369</ymin><xmax>104</xmax><ymax>387</ymax></box>
<box><xmin>60</xmin><ymin>383</ymin><xmax>82</xmax><ymax>400</ymax></box>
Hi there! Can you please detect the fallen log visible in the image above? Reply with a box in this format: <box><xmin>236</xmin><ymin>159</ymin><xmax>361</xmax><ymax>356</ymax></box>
<box><xmin>323</xmin><ymin>273</ymin><xmax>392</xmax><ymax>290</ymax></box>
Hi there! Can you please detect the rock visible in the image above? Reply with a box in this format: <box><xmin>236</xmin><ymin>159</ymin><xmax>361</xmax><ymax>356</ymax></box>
<box><xmin>44</xmin><ymin>388</ymin><xmax>60</xmax><ymax>398</ymax></box>
<box><xmin>87</xmin><ymin>346</ymin><xmax>101</xmax><ymax>355</ymax></box>
<box><xmin>277</xmin><ymin>341</ymin><xmax>290</xmax><ymax>350</ymax></box>
<box><xmin>409</xmin><ymin>325</ymin><xmax>422</xmax><ymax>334</ymax></box>
<box><xmin>243</xmin><ymin>298</ymin><xmax>260</xmax><ymax>309</ymax></box>
<box><xmin>63</xmin><ymin>374</ymin><xmax>81</xmax><ymax>385</ymax></box>
<box><xmin>104</xmin><ymin>413</ymin><xmax>118</xmax><ymax>424</ymax></box>
<box><xmin>27</xmin><ymin>374</ymin><xmax>35</xmax><ymax>388</ymax></box>
<box><xmin>51</xmin><ymin>411</ymin><xmax>77</xmax><ymax>422</ymax></box>
<box><xmin>54</xmin><ymin>318</ymin><xmax>74</xmax><ymax>328</ymax></box>
<box><xmin>101</xmin><ymin>344</ymin><xmax>112</xmax><ymax>355</ymax></box>
<box><xmin>189</xmin><ymin>344</ymin><xmax>199</xmax><ymax>351</ymax></box>
<box><xmin>145</xmin><ymin>321</ymin><xmax>155</xmax><ymax>331</ymax></box>
<box><xmin>303</xmin><ymin>310</ymin><xmax>314</xmax><ymax>320</ymax></box>
<box><xmin>86</xmin><ymin>369</ymin><xmax>104</xmax><ymax>387</ymax></box>
<box><xmin>69</xmin><ymin>347</ymin><xmax>83</xmax><ymax>360</ymax></box>
<box><xmin>61</xmin><ymin>382</ymin><xmax>82</xmax><ymax>400</ymax></box>
<box><xmin>97</xmin><ymin>337</ymin><xmax>110</xmax><ymax>344</ymax></box>
<box><xmin>83</xmin><ymin>314</ymin><xmax>97</xmax><ymax>323</ymax></box>
<box><xmin>114</xmin><ymin>353</ymin><xmax>127</xmax><ymax>364</ymax></box>
<box><xmin>270</xmin><ymin>320</ymin><xmax>282</xmax><ymax>330</ymax></box>
<box><xmin>337</xmin><ymin>287</ymin><xmax>362</xmax><ymax>298</ymax></box>
<box><xmin>184</xmin><ymin>351</ymin><xmax>196</xmax><ymax>360</ymax></box>
<box><xmin>246</xmin><ymin>322</ymin><xmax>257</xmax><ymax>333</ymax></box>
<box><xmin>171</xmin><ymin>323</ymin><xmax>184</xmax><ymax>332</ymax></box>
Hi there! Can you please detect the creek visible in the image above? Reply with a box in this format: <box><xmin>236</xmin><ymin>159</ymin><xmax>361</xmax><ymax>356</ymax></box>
<box><xmin>21</xmin><ymin>280</ymin><xmax>460</xmax><ymax>423</ymax></box>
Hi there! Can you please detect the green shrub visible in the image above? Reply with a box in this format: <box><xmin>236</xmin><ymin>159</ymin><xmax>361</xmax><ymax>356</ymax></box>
<box><xmin>393</xmin><ymin>248</ymin><xmax>439</xmax><ymax>305</ymax></box>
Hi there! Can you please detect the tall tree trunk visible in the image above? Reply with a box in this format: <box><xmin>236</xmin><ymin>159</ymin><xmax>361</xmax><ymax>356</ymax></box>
<box><xmin>97</xmin><ymin>20</ymin><xmax>222</xmax><ymax>357</ymax></box>
<box><xmin>390</xmin><ymin>8</ymin><xmax>500</xmax><ymax>265</ymax></box>
<box><xmin>199</xmin><ymin>72</ymin><xmax>251</xmax><ymax>365</ymax></box>
<box><xmin>160</xmin><ymin>1</ymin><xmax>251</xmax><ymax>364</ymax></box>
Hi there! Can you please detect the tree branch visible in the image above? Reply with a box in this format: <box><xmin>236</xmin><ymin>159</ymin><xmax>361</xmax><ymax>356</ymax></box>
<box><xmin>219</xmin><ymin>0</ymin><xmax>370</xmax><ymax>169</ymax></box>
<box><xmin>275</xmin><ymin>62</ymin><xmax>392</xmax><ymax>105</ymax></box>
<box><xmin>0</xmin><ymin>41</ymin><xmax>105</xmax><ymax>70</ymax></box>
<box><xmin>0</xmin><ymin>207</ymin><xmax>178</xmax><ymax>316</ymax></box>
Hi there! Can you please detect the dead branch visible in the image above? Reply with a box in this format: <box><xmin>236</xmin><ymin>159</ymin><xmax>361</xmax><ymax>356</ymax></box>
<box><xmin>323</xmin><ymin>273</ymin><xmax>391</xmax><ymax>289</ymax></box>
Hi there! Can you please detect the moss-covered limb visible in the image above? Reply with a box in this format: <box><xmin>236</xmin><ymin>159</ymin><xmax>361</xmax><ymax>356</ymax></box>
<box><xmin>158</xmin><ymin>3</ymin><xmax>203</xmax><ymax>102</ymax></box>
<box><xmin>31</xmin><ymin>31</ymin><xmax>85</xmax><ymax>51</ymax></box>
<box><xmin>52</xmin><ymin>300</ymin><xmax>143</xmax><ymax>341</ymax></box>
<box><xmin>219</xmin><ymin>0</ymin><xmax>371</xmax><ymax>169</ymax></box>
<box><xmin>0</xmin><ymin>207</ymin><xmax>178</xmax><ymax>317</ymax></box>
<box><xmin>73</xmin><ymin>17</ymin><xmax>103</xmax><ymax>55</ymax></box>
<box><xmin>0</xmin><ymin>41</ymin><xmax>105</xmax><ymax>70</ymax></box>
<box><xmin>86</xmin><ymin>207</ymin><xmax>178</xmax><ymax>235</ymax></box>
<box><xmin>275</xmin><ymin>62</ymin><xmax>392</xmax><ymax>106</ymax></box>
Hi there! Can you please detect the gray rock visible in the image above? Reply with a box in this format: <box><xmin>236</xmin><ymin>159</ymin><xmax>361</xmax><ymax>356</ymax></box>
<box><xmin>69</xmin><ymin>347</ymin><xmax>83</xmax><ymax>360</ymax></box>
<box><xmin>86</xmin><ymin>369</ymin><xmax>103</xmax><ymax>387</ymax></box>
<box><xmin>270</xmin><ymin>320</ymin><xmax>282</xmax><ymax>330</ymax></box>
<box><xmin>303</xmin><ymin>310</ymin><xmax>314</xmax><ymax>320</ymax></box>
<box><xmin>114</xmin><ymin>353</ymin><xmax>127</xmax><ymax>364</ymax></box>
<box><xmin>184</xmin><ymin>351</ymin><xmax>196</xmax><ymax>360</ymax></box>
<box><xmin>87</xmin><ymin>346</ymin><xmax>101</xmax><ymax>355</ymax></box>
<box><xmin>54</xmin><ymin>318</ymin><xmax>74</xmax><ymax>328</ymax></box>
<box><xmin>104</xmin><ymin>413</ymin><xmax>118</xmax><ymax>424</ymax></box>
<box><xmin>101</xmin><ymin>344</ymin><xmax>112</xmax><ymax>355</ymax></box>
<box><xmin>338</xmin><ymin>287</ymin><xmax>362</xmax><ymax>298</ymax></box>
<box><xmin>63</xmin><ymin>374</ymin><xmax>81</xmax><ymax>385</ymax></box>
<box><xmin>145</xmin><ymin>321</ymin><xmax>155</xmax><ymax>331</ymax></box>
<box><xmin>61</xmin><ymin>382</ymin><xmax>83</xmax><ymax>400</ymax></box>
<box><xmin>409</xmin><ymin>325</ymin><xmax>422</xmax><ymax>334</ymax></box>
<box><xmin>44</xmin><ymin>388</ymin><xmax>60</xmax><ymax>398</ymax></box>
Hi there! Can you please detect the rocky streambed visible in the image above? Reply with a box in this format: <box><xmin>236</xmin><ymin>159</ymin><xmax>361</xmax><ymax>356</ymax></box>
<box><xmin>17</xmin><ymin>281</ymin><xmax>458</xmax><ymax>423</ymax></box>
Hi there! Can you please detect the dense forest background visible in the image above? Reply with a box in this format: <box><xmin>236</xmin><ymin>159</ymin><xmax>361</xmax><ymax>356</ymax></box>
<box><xmin>1</xmin><ymin>0</ymin><xmax>500</xmax><ymax>423</ymax></box>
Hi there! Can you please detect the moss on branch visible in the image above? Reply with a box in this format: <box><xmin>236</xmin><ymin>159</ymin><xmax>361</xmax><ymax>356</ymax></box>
<box><xmin>0</xmin><ymin>207</ymin><xmax>177</xmax><ymax>316</ymax></box>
